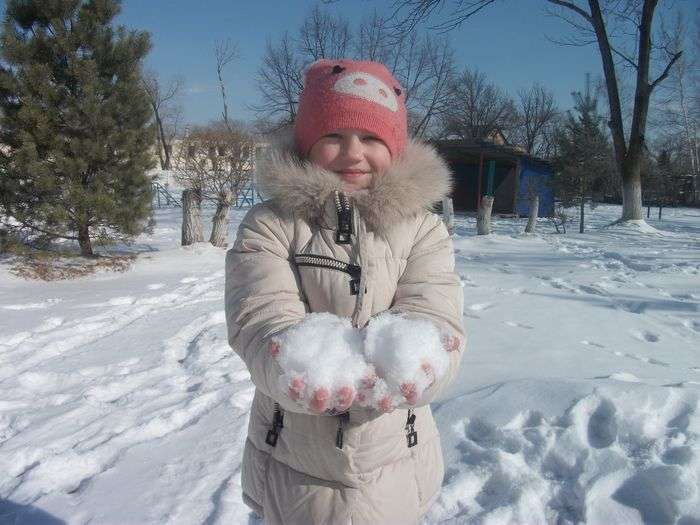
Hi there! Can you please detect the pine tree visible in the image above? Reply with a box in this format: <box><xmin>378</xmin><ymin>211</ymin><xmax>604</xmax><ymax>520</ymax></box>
<box><xmin>0</xmin><ymin>0</ymin><xmax>155</xmax><ymax>256</ymax></box>
<box><xmin>552</xmin><ymin>75</ymin><xmax>615</xmax><ymax>233</ymax></box>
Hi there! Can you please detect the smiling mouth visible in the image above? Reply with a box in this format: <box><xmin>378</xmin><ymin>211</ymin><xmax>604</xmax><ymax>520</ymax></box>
<box><xmin>337</xmin><ymin>171</ymin><xmax>370</xmax><ymax>177</ymax></box>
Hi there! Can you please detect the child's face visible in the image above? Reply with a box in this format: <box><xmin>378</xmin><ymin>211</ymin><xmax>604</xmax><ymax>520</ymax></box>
<box><xmin>308</xmin><ymin>128</ymin><xmax>392</xmax><ymax>193</ymax></box>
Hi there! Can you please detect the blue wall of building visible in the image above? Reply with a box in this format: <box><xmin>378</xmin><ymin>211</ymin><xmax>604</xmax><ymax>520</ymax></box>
<box><xmin>516</xmin><ymin>158</ymin><xmax>554</xmax><ymax>217</ymax></box>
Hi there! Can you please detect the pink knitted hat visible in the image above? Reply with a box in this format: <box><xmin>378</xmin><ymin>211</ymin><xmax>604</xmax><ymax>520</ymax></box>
<box><xmin>294</xmin><ymin>59</ymin><xmax>407</xmax><ymax>158</ymax></box>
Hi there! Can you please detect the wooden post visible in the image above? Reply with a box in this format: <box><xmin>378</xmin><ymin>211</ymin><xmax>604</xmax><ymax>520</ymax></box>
<box><xmin>513</xmin><ymin>159</ymin><xmax>522</xmax><ymax>215</ymax></box>
<box><xmin>486</xmin><ymin>160</ymin><xmax>496</xmax><ymax>196</ymax></box>
<box><xmin>477</xmin><ymin>151</ymin><xmax>484</xmax><ymax>210</ymax></box>
<box><xmin>477</xmin><ymin>195</ymin><xmax>494</xmax><ymax>235</ymax></box>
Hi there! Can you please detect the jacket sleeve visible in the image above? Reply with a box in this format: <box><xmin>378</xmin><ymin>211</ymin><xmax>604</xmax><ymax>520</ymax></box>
<box><xmin>390</xmin><ymin>212</ymin><xmax>466</xmax><ymax>406</ymax></box>
<box><xmin>224</xmin><ymin>203</ymin><xmax>311</xmax><ymax>414</ymax></box>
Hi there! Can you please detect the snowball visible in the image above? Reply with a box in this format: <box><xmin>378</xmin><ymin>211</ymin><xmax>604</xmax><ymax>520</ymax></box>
<box><xmin>271</xmin><ymin>313</ymin><xmax>371</xmax><ymax>410</ymax></box>
<box><xmin>363</xmin><ymin>312</ymin><xmax>449</xmax><ymax>405</ymax></box>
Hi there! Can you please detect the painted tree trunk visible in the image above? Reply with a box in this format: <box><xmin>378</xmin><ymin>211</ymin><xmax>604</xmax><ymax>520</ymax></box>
<box><xmin>442</xmin><ymin>197</ymin><xmax>455</xmax><ymax>235</ymax></box>
<box><xmin>621</xmin><ymin>171</ymin><xmax>643</xmax><ymax>221</ymax></box>
<box><xmin>210</xmin><ymin>189</ymin><xmax>234</xmax><ymax>247</ymax></box>
<box><xmin>477</xmin><ymin>195</ymin><xmax>494</xmax><ymax>235</ymax></box>
<box><xmin>525</xmin><ymin>194</ymin><xmax>539</xmax><ymax>233</ymax></box>
<box><xmin>181</xmin><ymin>189</ymin><xmax>204</xmax><ymax>246</ymax></box>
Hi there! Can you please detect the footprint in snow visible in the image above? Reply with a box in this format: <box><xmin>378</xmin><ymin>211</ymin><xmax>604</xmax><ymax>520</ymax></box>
<box><xmin>504</xmin><ymin>321</ymin><xmax>533</xmax><ymax>330</ymax></box>
<box><xmin>594</xmin><ymin>372</ymin><xmax>641</xmax><ymax>383</ymax></box>
<box><xmin>587</xmin><ymin>398</ymin><xmax>618</xmax><ymax>448</ymax></box>
<box><xmin>630</xmin><ymin>354</ymin><xmax>669</xmax><ymax>367</ymax></box>
<box><xmin>147</xmin><ymin>283</ymin><xmax>166</xmax><ymax>290</ymax></box>
<box><xmin>630</xmin><ymin>329</ymin><xmax>660</xmax><ymax>343</ymax></box>
<box><xmin>581</xmin><ymin>340</ymin><xmax>605</xmax><ymax>348</ymax></box>
<box><xmin>682</xmin><ymin>319</ymin><xmax>700</xmax><ymax>333</ymax></box>
<box><xmin>180</xmin><ymin>277</ymin><xmax>199</xmax><ymax>283</ymax></box>
<box><xmin>430</xmin><ymin>391</ymin><xmax>699</xmax><ymax>525</ymax></box>
<box><xmin>468</xmin><ymin>302</ymin><xmax>494</xmax><ymax>312</ymax></box>
<box><xmin>578</xmin><ymin>284</ymin><xmax>609</xmax><ymax>296</ymax></box>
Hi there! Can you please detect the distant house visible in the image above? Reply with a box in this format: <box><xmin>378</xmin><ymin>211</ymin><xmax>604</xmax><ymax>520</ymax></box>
<box><xmin>433</xmin><ymin>132</ymin><xmax>554</xmax><ymax>217</ymax></box>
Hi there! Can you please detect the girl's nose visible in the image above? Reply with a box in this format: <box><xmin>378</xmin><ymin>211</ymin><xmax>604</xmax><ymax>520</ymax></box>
<box><xmin>342</xmin><ymin>135</ymin><xmax>364</xmax><ymax>162</ymax></box>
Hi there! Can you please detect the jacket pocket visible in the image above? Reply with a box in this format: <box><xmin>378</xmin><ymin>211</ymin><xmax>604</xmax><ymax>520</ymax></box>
<box><xmin>294</xmin><ymin>253</ymin><xmax>362</xmax><ymax>295</ymax></box>
<box><xmin>241</xmin><ymin>438</ymin><xmax>272</xmax><ymax>513</ymax></box>
<box><xmin>413</xmin><ymin>435</ymin><xmax>445</xmax><ymax>512</ymax></box>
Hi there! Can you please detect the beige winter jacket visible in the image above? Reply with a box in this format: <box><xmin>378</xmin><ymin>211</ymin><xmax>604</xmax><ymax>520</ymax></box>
<box><xmin>224</xmin><ymin>138</ymin><xmax>465</xmax><ymax>525</ymax></box>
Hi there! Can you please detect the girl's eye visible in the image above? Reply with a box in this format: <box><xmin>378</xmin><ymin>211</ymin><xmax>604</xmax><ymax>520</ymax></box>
<box><xmin>324</xmin><ymin>133</ymin><xmax>342</xmax><ymax>139</ymax></box>
<box><xmin>362</xmin><ymin>135</ymin><xmax>381</xmax><ymax>142</ymax></box>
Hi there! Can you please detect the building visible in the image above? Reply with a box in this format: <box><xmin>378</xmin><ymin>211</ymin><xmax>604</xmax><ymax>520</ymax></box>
<box><xmin>433</xmin><ymin>133</ymin><xmax>554</xmax><ymax>217</ymax></box>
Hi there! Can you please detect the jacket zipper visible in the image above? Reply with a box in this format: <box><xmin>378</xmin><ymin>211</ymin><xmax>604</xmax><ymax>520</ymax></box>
<box><xmin>294</xmin><ymin>254</ymin><xmax>362</xmax><ymax>295</ymax></box>
<box><xmin>296</xmin><ymin>191</ymin><xmax>357</xmax><ymax>449</ymax></box>
<box><xmin>334</xmin><ymin>191</ymin><xmax>353</xmax><ymax>244</ymax></box>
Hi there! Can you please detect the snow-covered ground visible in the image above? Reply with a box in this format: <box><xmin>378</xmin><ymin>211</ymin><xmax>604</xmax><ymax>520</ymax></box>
<box><xmin>0</xmin><ymin>203</ymin><xmax>698</xmax><ymax>524</ymax></box>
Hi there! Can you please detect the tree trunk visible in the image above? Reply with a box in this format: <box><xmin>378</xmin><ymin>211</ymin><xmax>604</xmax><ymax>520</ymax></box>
<box><xmin>525</xmin><ymin>194</ymin><xmax>539</xmax><ymax>233</ymax></box>
<box><xmin>442</xmin><ymin>197</ymin><xmax>454</xmax><ymax>235</ymax></box>
<box><xmin>210</xmin><ymin>189</ymin><xmax>233</xmax><ymax>247</ymax></box>
<box><xmin>647</xmin><ymin>205</ymin><xmax>651</xmax><ymax>218</ymax></box>
<box><xmin>658</xmin><ymin>205</ymin><xmax>663</xmax><ymax>220</ymax></box>
<box><xmin>155</xmin><ymin>113</ymin><xmax>172</xmax><ymax>170</ymax></box>
<box><xmin>621</xmin><ymin>170</ymin><xmax>643</xmax><ymax>221</ymax></box>
<box><xmin>181</xmin><ymin>189</ymin><xmax>204</xmax><ymax>246</ymax></box>
<box><xmin>78</xmin><ymin>221</ymin><xmax>93</xmax><ymax>256</ymax></box>
<box><xmin>477</xmin><ymin>195</ymin><xmax>494</xmax><ymax>235</ymax></box>
<box><xmin>579</xmin><ymin>198</ymin><xmax>585</xmax><ymax>234</ymax></box>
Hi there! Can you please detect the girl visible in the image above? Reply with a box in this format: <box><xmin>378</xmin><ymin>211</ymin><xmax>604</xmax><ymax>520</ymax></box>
<box><xmin>225</xmin><ymin>59</ymin><xmax>465</xmax><ymax>525</ymax></box>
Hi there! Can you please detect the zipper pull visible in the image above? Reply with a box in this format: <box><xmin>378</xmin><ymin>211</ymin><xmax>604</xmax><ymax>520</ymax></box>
<box><xmin>266</xmin><ymin>403</ymin><xmax>284</xmax><ymax>447</ymax></box>
<box><xmin>406</xmin><ymin>409</ymin><xmax>417</xmax><ymax>448</ymax></box>
<box><xmin>335</xmin><ymin>412</ymin><xmax>350</xmax><ymax>449</ymax></box>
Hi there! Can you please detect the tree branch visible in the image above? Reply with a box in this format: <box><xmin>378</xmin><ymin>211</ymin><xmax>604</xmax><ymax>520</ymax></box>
<box><xmin>650</xmin><ymin>50</ymin><xmax>682</xmax><ymax>91</ymax></box>
<box><xmin>545</xmin><ymin>0</ymin><xmax>593</xmax><ymax>23</ymax></box>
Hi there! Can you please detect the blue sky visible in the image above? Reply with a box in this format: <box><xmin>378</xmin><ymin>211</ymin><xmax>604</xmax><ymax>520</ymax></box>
<box><xmin>2</xmin><ymin>0</ymin><xmax>698</xmax><ymax>126</ymax></box>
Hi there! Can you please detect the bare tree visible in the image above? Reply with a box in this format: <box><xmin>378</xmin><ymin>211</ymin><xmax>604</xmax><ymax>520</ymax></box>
<box><xmin>653</xmin><ymin>14</ymin><xmax>699</xmax><ymax>203</ymax></box>
<box><xmin>356</xmin><ymin>10</ymin><xmax>394</xmax><ymax>63</ymax></box>
<box><xmin>252</xmin><ymin>6</ymin><xmax>456</xmax><ymax>137</ymax></box>
<box><xmin>215</xmin><ymin>39</ymin><xmax>239</xmax><ymax>132</ymax></box>
<box><xmin>252</xmin><ymin>33</ymin><xmax>305</xmax><ymax>128</ymax></box>
<box><xmin>358</xmin><ymin>12</ymin><xmax>457</xmax><ymax>138</ymax></box>
<box><xmin>440</xmin><ymin>67</ymin><xmax>516</xmax><ymax>140</ymax></box>
<box><xmin>142</xmin><ymin>71</ymin><xmax>183</xmax><ymax>170</ymax></box>
<box><xmin>252</xmin><ymin>7</ymin><xmax>350</xmax><ymax>129</ymax></box>
<box><xmin>513</xmin><ymin>83</ymin><xmax>559</xmax><ymax>158</ymax></box>
<box><xmin>173</xmin><ymin>122</ymin><xmax>255</xmax><ymax>247</ymax></box>
<box><xmin>300</xmin><ymin>5</ymin><xmax>352</xmax><ymax>60</ymax></box>
<box><xmin>390</xmin><ymin>0</ymin><xmax>684</xmax><ymax>223</ymax></box>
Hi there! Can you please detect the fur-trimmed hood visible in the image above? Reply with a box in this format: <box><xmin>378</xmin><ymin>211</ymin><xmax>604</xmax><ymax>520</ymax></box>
<box><xmin>256</xmin><ymin>134</ymin><xmax>453</xmax><ymax>232</ymax></box>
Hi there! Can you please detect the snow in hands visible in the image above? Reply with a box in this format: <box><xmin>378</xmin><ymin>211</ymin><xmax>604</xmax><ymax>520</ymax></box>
<box><xmin>269</xmin><ymin>312</ymin><xmax>458</xmax><ymax>413</ymax></box>
<box><xmin>269</xmin><ymin>313</ymin><xmax>370</xmax><ymax>414</ymax></box>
